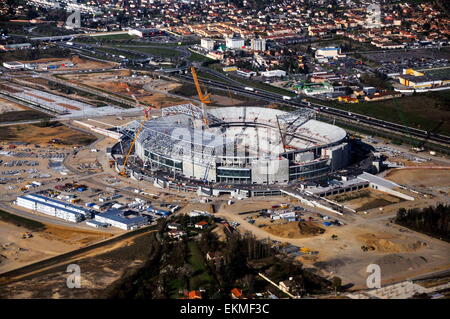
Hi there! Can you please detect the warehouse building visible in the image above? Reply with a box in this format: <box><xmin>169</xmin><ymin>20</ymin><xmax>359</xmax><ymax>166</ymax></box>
<box><xmin>15</xmin><ymin>194</ymin><xmax>87</xmax><ymax>223</ymax></box>
<box><xmin>94</xmin><ymin>208</ymin><xmax>148</xmax><ymax>230</ymax></box>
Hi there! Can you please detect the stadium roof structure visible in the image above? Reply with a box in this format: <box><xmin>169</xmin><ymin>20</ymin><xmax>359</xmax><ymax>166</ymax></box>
<box><xmin>125</xmin><ymin>105</ymin><xmax>346</xmax><ymax>167</ymax></box>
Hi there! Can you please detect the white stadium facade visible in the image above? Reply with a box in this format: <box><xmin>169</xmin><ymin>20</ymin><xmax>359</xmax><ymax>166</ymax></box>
<box><xmin>129</xmin><ymin>104</ymin><xmax>350</xmax><ymax>185</ymax></box>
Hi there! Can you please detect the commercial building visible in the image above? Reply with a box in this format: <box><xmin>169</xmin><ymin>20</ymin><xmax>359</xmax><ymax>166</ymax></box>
<box><xmin>260</xmin><ymin>69</ymin><xmax>287</xmax><ymax>78</ymax></box>
<box><xmin>15</xmin><ymin>194</ymin><xmax>90</xmax><ymax>223</ymax></box>
<box><xmin>94</xmin><ymin>208</ymin><xmax>148</xmax><ymax>230</ymax></box>
<box><xmin>251</xmin><ymin>38</ymin><xmax>266</xmax><ymax>51</ymax></box>
<box><xmin>201</xmin><ymin>38</ymin><xmax>215</xmax><ymax>51</ymax></box>
<box><xmin>315</xmin><ymin>47</ymin><xmax>344</xmax><ymax>59</ymax></box>
<box><xmin>128</xmin><ymin>28</ymin><xmax>164</xmax><ymax>38</ymax></box>
<box><xmin>295</xmin><ymin>82</ymin><xmax>334</xmax><ymax>96</ymax></box>
<box><xmin>236</xmin><ymin>69</ymin><xmax>257</xmax><ymax>78</ymax></box>
<box><xmin>398</xmin><ymin>67</ymin><xmax>450</xmax><ymax>89</ymax></box>
<box><xmin>131</xmin><ymin>104</ymin><xmax>349</xmax><ymax>185</ymax></box>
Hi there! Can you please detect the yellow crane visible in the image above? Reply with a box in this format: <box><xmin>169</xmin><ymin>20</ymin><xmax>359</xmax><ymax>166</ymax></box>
<box><xmin>190</xmin><ymin>66</ymin><xmax>211</xmax><ymax>126</ymax></box>
<box><xmin>119</xmin><ymin>83</ymin><xmax>152</xmax><ymax>177</ymax></box>
<box><xmin>191</xmin><ymin>66</ymin><xmax>211</xmax><ymax>104</ymax></box>
<box><xmin>119</xmin><ymin>120</ymin><xmax>145</xmax><ymax>177</ymax></box>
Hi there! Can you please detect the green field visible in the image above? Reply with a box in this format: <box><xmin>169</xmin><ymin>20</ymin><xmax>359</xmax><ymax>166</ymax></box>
<box><xmin>119</xmin><ymin>46</ymin><xmax>181</xmax><ymax>58</ymax></box>
<box><xmin>187</xmin><ymin>242</ymin><xmax>214</xmax><ymax>289</ymax></box>
<box><xmin>0</xmin><ymin>209</ymin><xmax>46</xmax><ymax>231</ymax></box>
<box><xmin>306</xmin><ymin>91</ymin><xmax>450</xmax><ymax>136</ymax></box>
<box><xmin>90</xmin><ymin>33</ymin><xmax>135</xmax><ymax>40</ymax></box>
<box><xmin>188</xmin><ymin>51</ymin><xmax>214</xmax><ymax>63</ymax></box>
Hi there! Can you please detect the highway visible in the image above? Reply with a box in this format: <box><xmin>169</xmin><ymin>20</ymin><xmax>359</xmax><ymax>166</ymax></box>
<box><xmin>174</xmin><ymin>74</ymin><xmax>450</xmax><ymax>147</ymax></box>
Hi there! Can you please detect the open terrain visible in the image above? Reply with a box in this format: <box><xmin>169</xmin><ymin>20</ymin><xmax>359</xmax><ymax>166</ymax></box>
<box><xmin>0</xmin><ymin>122</ymin><xmax>97</xmax><ymax>146</ymax></box>
<box><xmin>0</xmin><ymin>217</ymin><xmax>114</xmax><ymax>274</ymax></box>
<box><xmin>385</xmin><ymin>168</ymin><xmax>450</xmax><ymax>188</ymax></box>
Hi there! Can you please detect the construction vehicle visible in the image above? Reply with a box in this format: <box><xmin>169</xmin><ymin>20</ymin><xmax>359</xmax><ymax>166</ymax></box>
<box><xmin>22</xmin><ymin>232</ymin><xmax>33</xmax><ymax>239</ymax></box>
<box><xmin>300</xmin><ymin>247</ymin><xmax>311</xmax><ymax>253</ymax></box>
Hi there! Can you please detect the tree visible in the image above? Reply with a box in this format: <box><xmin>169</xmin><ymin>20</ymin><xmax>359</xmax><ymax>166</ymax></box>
<box><xmin>38</xmin><ymin>118</ymin><xmax>50</xmax><ymax>127</ymax></box>
<box><xmin>331</xmin><ymin>276</ymin><xmax>342</xmax><ymax>295</ymax></box>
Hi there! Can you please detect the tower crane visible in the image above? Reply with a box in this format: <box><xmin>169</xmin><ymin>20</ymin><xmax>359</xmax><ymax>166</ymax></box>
<box><xmin>190</xmin><ymin>66</ymin><xmax>211</xmax><ymax>126</ymax></box>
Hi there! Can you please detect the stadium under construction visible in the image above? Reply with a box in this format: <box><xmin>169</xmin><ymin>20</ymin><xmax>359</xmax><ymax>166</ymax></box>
<box><xmin>117</xmin><ymin>104</ymin><xmax>350</xmax><ymax>186</ymax></box>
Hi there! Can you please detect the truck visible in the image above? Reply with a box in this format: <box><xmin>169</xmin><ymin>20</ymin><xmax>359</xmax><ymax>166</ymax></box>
<box><xmin>66</xmin><ymin>42</ymin><xmax>74</xmax><ymax>46</ymax></box>
<box><xmin>244</xmin><ymin>87</ymin><xmax>255</xmax><ymax>92</ymax></box>
<box><xmin>282</xmin><ymin>96</ymin><xmax>292</xmax><ymax>100</ymax></box>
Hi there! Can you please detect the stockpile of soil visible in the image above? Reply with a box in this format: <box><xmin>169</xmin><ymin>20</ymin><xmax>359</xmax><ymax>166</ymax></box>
<box><xmin>357</xmin><ymin>233</ymin><xmax>426</xmax><ymax>253</ymax></box>
<box><xmin>71</xmin><ymin>55</ymin><xmax>82</xmax><ymax>64</ymax></box>
<box><xmin>263</xmin><ymin>221</ymin><xmax>325</xmax><ymax>239</ymax></box>
<box><xmin>298</xmin><ymin>221</ymin><xmax>325</xmax><ymax>235</ymax></box>
<box><xmin>374</xmin><ymin>254</ymin><xmax>428</xmax><ymax>274</ymax></box>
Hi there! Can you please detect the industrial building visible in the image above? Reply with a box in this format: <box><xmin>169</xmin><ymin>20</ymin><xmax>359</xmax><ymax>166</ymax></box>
<box><xmin>94</xmin><ymin>208</ymin><xmax>148</xmax><ymax>230</ymax></box>
<box><xmin>128</xmin><ymin>104</ymin><xmax>349</xmax><ymax>185</ymax></box>
<box><xmin>15</xmin><ymin>194</ymin><xmax>92</xmax><ymax>223</ymax></box>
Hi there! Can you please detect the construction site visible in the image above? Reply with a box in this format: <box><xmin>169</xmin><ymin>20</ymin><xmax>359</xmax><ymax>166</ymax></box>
<box><xmin>0</xmin><ymin>55</ymin><xmax>449</xmax><ymax>299</ymax></box>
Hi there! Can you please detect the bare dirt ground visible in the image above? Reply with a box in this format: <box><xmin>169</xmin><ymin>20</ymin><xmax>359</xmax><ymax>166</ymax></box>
<box><xmin>0</xmin><ymin>98</ymin><xmax>29</xmax><ymax>114</ymax></box>
<box><xmin>63</xmin><ymin>71</ymin><xmax>189</xmax><ymax>108</ymax></box>
<box><xmin>215</xmin><ymin>196</ymin><xmax>450</xmax><ymax>290</ymax></box>
<box><xmin>0</xmin><ymin>123</ymin><xmax>97</xmax><ymax>147</ymax></box>
<box><xmin>328</xmin><ymin>189</ymin><xmax>405</xmax><ymax>211</ymax></box>
<box><xmin>18</xmin><ymin>56</ymin><xmax>116</xmax><ymax>71</ymax></box>
<box><xmin>385</xmin><ymin>168</ymin><xmax>450</xmax><ymax>188</ymax></box>
<box><xmin>263</xmin><ymin>221</ymin><xmax>325</xmax><ymax>239</ymax></box>
<box><xmin>0</xmin><ymin>231</ymin><xmax>154</xmax><ymax>299</ymax></box>
<box><xmin>0</xmin><ymin>221</ymin><xmax>113</xmax><ymax>274</ymax></box>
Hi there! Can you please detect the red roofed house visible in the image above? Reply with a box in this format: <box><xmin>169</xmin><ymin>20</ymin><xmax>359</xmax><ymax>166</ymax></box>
<box><xmin>195</xmin><ymin>221</ymin><xmax>209</xmax><ymax>229</ymax></box>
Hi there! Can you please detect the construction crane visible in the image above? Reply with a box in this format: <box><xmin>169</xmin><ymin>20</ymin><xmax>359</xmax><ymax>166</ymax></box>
<box><xmin>118</xmin><ymin>82</ymin><xmax>153</xmax><ymax>177</ymax></box>
<box><xmin>190</xmin><ymin>66</ymin><xmax>211</xmax><ymax>126</ymax></box>
<box><xmin>119</xmin><ymin>121</ymin><xmax>145</xmax><ymax>177</ymax></box>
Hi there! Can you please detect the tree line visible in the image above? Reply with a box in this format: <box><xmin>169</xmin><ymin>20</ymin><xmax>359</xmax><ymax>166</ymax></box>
<box><xmin>395</xmin><ymin>204</ymin><xmax>450</xmax><ymax>242</ymax></box>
